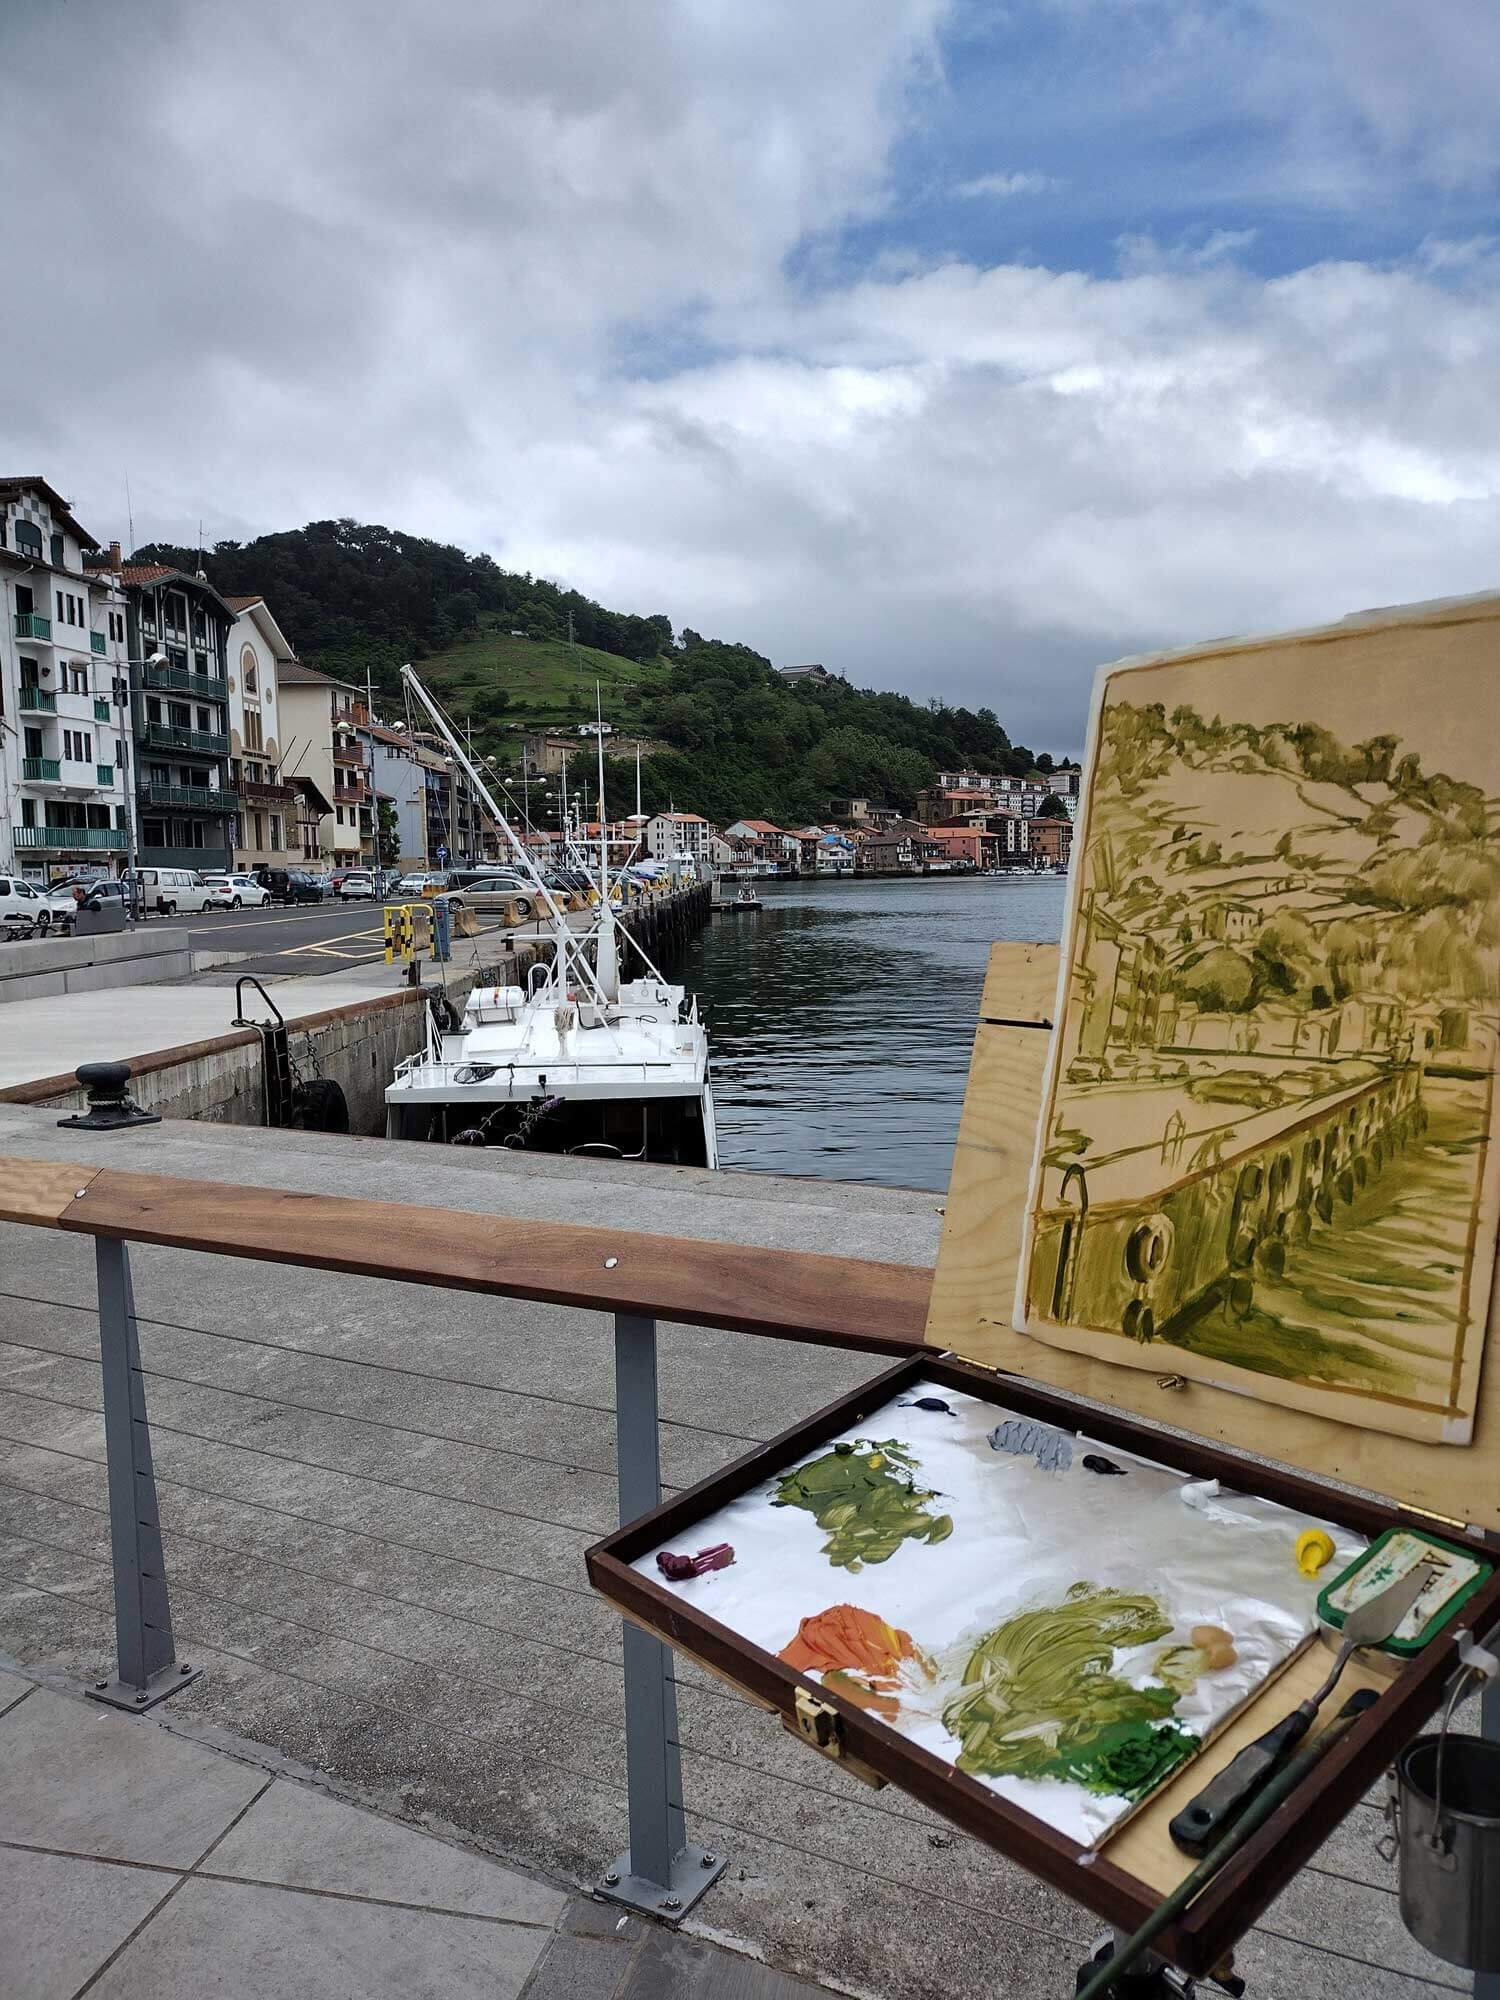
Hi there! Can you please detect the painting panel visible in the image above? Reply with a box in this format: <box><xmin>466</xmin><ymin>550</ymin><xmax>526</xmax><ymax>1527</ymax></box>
<box><xmin>1015</xmin><ymin>595</ymin><xmax>1500</xmax><ymax>1445</ymax></box>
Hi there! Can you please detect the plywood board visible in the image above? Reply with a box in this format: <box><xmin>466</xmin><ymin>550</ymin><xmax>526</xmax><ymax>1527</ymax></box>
<box><xmin>1016</xmin><ymin>595</ymin><xmax>1500</xmax><ymax>1446</ymax></box>
<box><xmin>979</xmin><ymin>941</ymin><xmax>1058</xmax><ymax>1026</ymax></box>
<box><xmin>0</xmin><ymin>1157</ymin><xmax>101</xmax><ymax>1228</ymax></box>
<box><xmin>928</xmin><ymin>949</ymin><xmax>1500</xmax><ymax>1532</ymax></box>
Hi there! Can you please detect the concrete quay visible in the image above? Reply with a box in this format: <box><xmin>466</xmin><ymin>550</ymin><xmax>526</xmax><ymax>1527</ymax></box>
<box><xmin>0</xmin><ymin>924</ymin><xmax>195</xmax><ymax>1003</ymax></box>
<box><xmin>0</xmin><ymin>1104</ymin><xmax>1466</xmax><ymax>2000</ymax></box>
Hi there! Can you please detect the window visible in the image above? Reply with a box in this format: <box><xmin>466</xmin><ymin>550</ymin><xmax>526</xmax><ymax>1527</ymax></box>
<box><xmin>56</xmin><ymin>589</ymin><xmax>65</xmax><ymax>621</ymax></box>
<box><xmin>270</xmin><ymin>815</ymin><xmax>282</xmax><ymax>849</ymax></box>
<box><xmin>24</xmin><ymin>728</ymin><xmax>43</xmax><ymax>758</ymax></box>
<box><xmin>15</xmin><ymin>522</ymin><xmax>42</xmax><ymax>560</ymax></box>
<box><xmin>169</xmin><ymin>703</ymin><xmax>190</xmax><ymax>728</ymax></box>
<box><xmin>108</xmin><ymin>611</ymin><xmax>125</xmax><ymax>643</ymax></box>
<box><xmin>50</xmin><ymin>534</ymin><xmax>65</xmax><ymax>567</ymax></box>
<box><xmin>196</xmin><ymin>706</ymin><xmax>210</xmax><ymax>731</ymax></box>
<box><xmin>147</xmin><ymin>699</ymin><xmax>163</xmax><ymax>724</ymax></box>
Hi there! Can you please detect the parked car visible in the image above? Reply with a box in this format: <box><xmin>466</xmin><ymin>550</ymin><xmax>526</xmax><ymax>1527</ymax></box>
<box><xmin>259</xmin><ymin>868</ymin><xmax>327</xmax><ymax>904</ymax></box>
<box><xmin>461</xmin><ymin>875</ymin><xmax>538</xmax><ymax>915</ymax></box>
<box><xmin>389</xmin><ymin>871</ymin><xmax>460</xmax><ymax>900</ymax></box>
<box><xmin>0</xmin><ymin>875</ymin><xmax>57</xmax><ymax>936</ymax></box>
<box><xmin>338</xmin><ymin>870</ymin><xmax>377</xmax><ymax>901</ymax></box>
<box><xmin>201</xmin><ymin>872</ymin><xmax>271</xmax><ymax>909</ymax></box>
<box><xmin>133</xmin><ymin>867</ymin><xmax>223</xmax><ymax>915</ymax></box>
<box><xmin>74</xmin><ymin>878</ymin><xmax>134</xmax><ymax>916</ymax></box>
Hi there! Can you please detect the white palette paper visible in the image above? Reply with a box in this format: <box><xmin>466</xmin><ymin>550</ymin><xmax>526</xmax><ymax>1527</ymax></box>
<box><xmin>635</xmin><ymin>1379</ymin><xmax>1362</xmax><ymax>1846</ymax></box>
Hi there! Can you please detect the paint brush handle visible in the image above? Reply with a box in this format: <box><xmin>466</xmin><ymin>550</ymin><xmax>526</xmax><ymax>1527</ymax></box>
<box><xmin>1168</xmin><ymin>1705</ymin><xmax>1314</xmax><ymax>1854</ymax></box>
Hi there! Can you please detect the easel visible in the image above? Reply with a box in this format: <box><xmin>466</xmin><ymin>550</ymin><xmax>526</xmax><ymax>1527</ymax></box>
<box><xmin>927</xmin><ymin>941</ymin><xmax>1500</xmax><ymax>1998</ymax></box>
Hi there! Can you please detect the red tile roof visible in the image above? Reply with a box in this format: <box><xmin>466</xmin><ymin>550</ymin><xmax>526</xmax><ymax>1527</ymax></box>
<box><xmin>119</xmin><ymin>563</ymin><xmax>175</xmax><ymax>587</ymax></box>
<box><xmin>224</xmin><ymin>593</ymin><xmax>264</xmax><ymax>612</ymax></box>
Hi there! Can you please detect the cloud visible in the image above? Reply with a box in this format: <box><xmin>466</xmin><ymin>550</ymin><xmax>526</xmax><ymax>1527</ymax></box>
<box><xmin>1</xmin><ymin>0</ymin><xmax>1497</xmax><ymax>758</ymax></box>
<box><xmin>953</xmin><ymin>170</ymin><xmax>1055</xmax><ymax>199</ymax></box>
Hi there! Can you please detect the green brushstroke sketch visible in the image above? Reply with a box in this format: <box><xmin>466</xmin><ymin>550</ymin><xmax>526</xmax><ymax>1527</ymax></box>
<box><xmin>771</xmin><ymin>1437</ymin><xmax>953</xmax><ymax>1571</ymax></box>
<box><xmin>942</xmin><ymin>1582</ymin><xmax>1198</xmax><ymax>1800</ymax></box>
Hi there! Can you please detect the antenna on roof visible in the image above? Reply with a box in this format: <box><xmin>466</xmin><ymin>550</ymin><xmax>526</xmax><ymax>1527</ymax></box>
<box><xmin>124</xmin><ymin>471</ymin><xmax>135</xmax><ymax>555</ymax></box>
<box><xmin>194</xmin><ymin>519</ymin><xmax>207</xmax><ymax>583</ymax></box>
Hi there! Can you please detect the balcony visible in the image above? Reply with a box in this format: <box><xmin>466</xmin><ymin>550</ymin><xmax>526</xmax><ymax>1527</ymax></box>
<box><xmin>144</xmin><ymin>724</ymin><xmax>230</xmax><ymax>757</ymax></box>
<box><xmin>13</xmin><ymin>824</ymin><xmax>126</xmax><ymax>851</ymax></box>
<box><xmin>137</xmin><ymin>843</ymin><xmax>231</xmax><ymax>871</ymax></box>
<box><xmin>240</xmin><ymin>777</ymin><xmax>297</xmax><ymax>804</ymax></box>
<box><xmin>94</xmin><ymin>698</ymin><xmax>111</xmax><ymax>722</ymax></box>
<box><xmin>13</xmin><ymin>612</ymin><xmax>52</xmax><ymax>642</ymax></box>
<box><xmin>332</xmin><ymin>745</ymin><xmax>364</xmax><ymax>767</ymax></box>
<box><xmin>19</xmin><ymin>687</ymin><xmax>56</xmax><ymax>713</ymax></box>
<box><xmin>21</xmin><ymin>757</ymin><xmax>61</xmax><ymax>782</ymax></box>
<box><xmin>136</xmin><ymin>781</ymin><xmax>237</xmax><ymax>814</ymax></box>
<box><xmin>139</xmin><ymin>659</ymin><xmax>228</xmax><ymax>702</ymax></box>
<box><xmin>91</xmin><ymin>631</ymin><xmax>107</xmax><ymax>656</ymax></box>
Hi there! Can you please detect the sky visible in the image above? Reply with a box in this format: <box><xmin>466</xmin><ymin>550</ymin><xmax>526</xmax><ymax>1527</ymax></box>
<box><xmin>2</xmin><ymin>0</ymin><xmax>1497</xmax><ymax>754</ymax></box>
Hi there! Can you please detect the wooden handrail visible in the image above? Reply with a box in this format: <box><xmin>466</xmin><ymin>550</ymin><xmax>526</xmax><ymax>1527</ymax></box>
<box><xmin>0</xmin><ymin>1155</ymin><xmax>932</xmax><ymax>1354</ymax></box>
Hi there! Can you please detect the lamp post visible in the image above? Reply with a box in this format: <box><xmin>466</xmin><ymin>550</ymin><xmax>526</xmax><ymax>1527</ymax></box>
<box><xmin>114</xmin><ymin>650</ymin><xmax>166</xmax><ymax>921</ymax></box>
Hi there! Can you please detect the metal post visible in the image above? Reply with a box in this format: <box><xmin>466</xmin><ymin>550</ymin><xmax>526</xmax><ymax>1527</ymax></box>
<box><xmin>1476</xmin><ymin>1670</ymin><xmax>1500</xmax><ymax>2000</ymax></box>
<box><xmin>600</xmin><ymin>1311</ymin><xmax>726</xmax><ymax>1920</ymax></box>
<box><xmin>90</xmin><ymin>1237</ymin><xmax>200</xmax><ymax>1711</ymax></box>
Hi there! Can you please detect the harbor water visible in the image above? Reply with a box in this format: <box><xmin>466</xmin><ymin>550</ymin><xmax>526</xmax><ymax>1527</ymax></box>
<box><xmin>676</xmin><ymin>875</ymin><xmax>1069</xmax><ymax>1190</ymax></box>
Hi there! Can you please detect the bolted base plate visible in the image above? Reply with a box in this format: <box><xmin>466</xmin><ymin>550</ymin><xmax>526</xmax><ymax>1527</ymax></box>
<box><xmin>596</xmin><ymin>1844</ymin><xmax>727</xmax><ymax>1922</ymax></box>
<box><xmin>88</xmin><ymin>1662</ymin><xmax>202</xmax><ymax>1713</ymax></box>
<box><xmin>57</xmin><ymin>1107</ymin><xmax>162</xmax><ymax>1132</ymax></box>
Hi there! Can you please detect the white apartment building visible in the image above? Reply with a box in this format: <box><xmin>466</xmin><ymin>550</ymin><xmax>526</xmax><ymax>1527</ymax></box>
<box><xmin>276</xmin><ymin>660</ymin><xmax>366</xmax><ymax>867</ymax></box>
<box><xmin>0</xmin><ymin>478</ymin><xmax>131</xmax><ymax>879</ymax></box>
<box><xmin>225</xmin><ymin>596</ymin><xmax>297</xmax><ymax>872</ymax></box>
<box><xmin>646</xmin><ymin>810</ymin><xmax>714</xmax><ymax>867</ymax></box>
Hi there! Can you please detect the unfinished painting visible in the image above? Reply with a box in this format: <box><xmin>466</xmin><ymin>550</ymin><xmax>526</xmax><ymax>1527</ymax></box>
<box><xmin>1015</xmin><ymin>596</ymin><xmax>1500</xmax><ymax>1446</ymax></box>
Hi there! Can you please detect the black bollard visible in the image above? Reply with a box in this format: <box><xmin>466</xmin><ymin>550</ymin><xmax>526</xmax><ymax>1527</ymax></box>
<box><xmin>57</xmin><ymin>1062</ymin><xmax>162</xmax><ymax>1133</ymax></box>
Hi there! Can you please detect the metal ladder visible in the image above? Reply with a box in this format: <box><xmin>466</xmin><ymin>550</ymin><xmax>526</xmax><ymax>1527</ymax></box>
<box><xmin>231</xmin><ymin>976</ymin><xmax>294</xmax><ymax>1128</ymax></box>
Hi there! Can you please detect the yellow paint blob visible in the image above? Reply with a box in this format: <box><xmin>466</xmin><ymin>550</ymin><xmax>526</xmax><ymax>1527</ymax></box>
<box><xmin>1296</xmin><ymin>1529</ymin><xmax>1336</xmax><ymax>1577</ymax></box>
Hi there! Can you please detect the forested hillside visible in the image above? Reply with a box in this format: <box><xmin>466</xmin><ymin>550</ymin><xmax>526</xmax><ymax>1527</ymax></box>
<box><xmin>135</xmin><ymin>519</ymin><xmax>1060</xmax><ymax>822</ymax></box>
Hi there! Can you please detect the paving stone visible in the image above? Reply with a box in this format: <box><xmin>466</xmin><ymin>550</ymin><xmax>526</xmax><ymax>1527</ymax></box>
<box><xmin>0</xmin><ymin>1663</ymin><xmax>35</xmax><ymax>1713</ymax></box>
<box><xmin>624</xmin><ymin>1927</ymin><xmax>832</xmax><ymax>1998</ymax></box>
<box><xmin>0</xmin><ymin>1687</ymin><xmax>267</xmax><ymax>1868</ymax></box>
<box><xmin>0</xmin><ymin>1846</ymin><xmax>177</xmax><ymax>2000</ymax></box>
<box><xmin>521</xmin><ymin>1932</ymin><xmax>634</xmax><ymax>1999</ymax></box>
<box><xmin>87</xmin><ymin>1874</ymin><xmax>547</xmax><ymax>2000</ymax></box>
<box><xmin>205</xmin><ymin>1775</ymin><xmax>566</xmax><ymax>1925</ymax></box>
<box><xmin>562</xmin><ymin>1894</ymin><xmax>650</xmax><ymax>1943</ymax></box>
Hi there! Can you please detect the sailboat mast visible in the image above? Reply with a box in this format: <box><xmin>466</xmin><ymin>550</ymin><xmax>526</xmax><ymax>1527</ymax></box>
<box><xmin>398</xmin><ymin>664</ymin><xmax>606</xmax><ymax>1003</ymax></box>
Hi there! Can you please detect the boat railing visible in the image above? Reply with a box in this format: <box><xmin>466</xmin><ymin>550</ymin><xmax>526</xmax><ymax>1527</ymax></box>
<box><xmin>0</xmin><ymin>1148</ymin><xmax>928</xmax><ymax>1917</ymax></box>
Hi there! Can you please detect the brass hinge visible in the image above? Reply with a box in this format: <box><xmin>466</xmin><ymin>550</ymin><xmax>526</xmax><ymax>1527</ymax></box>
<box><xmin>784</xmin><ymin>1687</ymin><xmax>888</xmax><ymax>1789</ymax></box>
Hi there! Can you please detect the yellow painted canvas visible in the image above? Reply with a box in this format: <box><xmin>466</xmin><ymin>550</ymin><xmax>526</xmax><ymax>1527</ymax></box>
<box><xmin>1015</xmin><ymin>594</ymin><xmax>1500</xmax><ymax>1446</ymax></box>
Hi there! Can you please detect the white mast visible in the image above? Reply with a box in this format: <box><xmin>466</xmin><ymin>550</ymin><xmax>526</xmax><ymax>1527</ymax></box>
<box><xmin>593</xmin><ymin>682</ymin><xmax>619</xmax><ymax>1001</ymax></box>
<box><xmin>398</xmin><ymin>665</ymin><xmax>608</xmax><ymax>1006</ymax></box>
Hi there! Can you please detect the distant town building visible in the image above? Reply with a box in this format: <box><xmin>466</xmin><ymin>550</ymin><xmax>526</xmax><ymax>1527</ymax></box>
<box><xmin>1026</xmin><ymin>816</ymin><xmax>1073</xmax><ymax>867</ymax></box>
<box><xmin>224</xmin><ymin>596</ymin><xmax>298</xmax><ymax>874</ymax></box>
<box><xmin>776</xmin><ymin>663</ymin><xmax>833</xmax><ymax>683</ymax></box>
<box><xmin>120</xmin><ymin>559</ymin><xmax>238</xmax><ymax>874</ymax></box>
<box><xmin>646</xmin><ymin>810</ymin><xmax>714</xmax><ymax>867</ymax></box>
<box><xmin>277</xmin><ymin>659</ymin><xmax>367</xmax><ymax>867</ymax></box>
<box><xmin>1</xmin><ymin>477</ymin><xmax>131</xmax><ymax>878</ymax></box>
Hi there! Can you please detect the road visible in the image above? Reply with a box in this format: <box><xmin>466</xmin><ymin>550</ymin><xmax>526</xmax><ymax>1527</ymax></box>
<box><xmin>177</xmin><ymin>899</ymin><xmax>512</xmax><ymax>977</ymax></box>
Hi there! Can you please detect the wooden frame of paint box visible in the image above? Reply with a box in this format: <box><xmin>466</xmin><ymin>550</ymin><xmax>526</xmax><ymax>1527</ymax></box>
<box><xmin>587</xmin><ymin>1347</ymin><xmax>1500</xmax><ymax>1978</ymax></box>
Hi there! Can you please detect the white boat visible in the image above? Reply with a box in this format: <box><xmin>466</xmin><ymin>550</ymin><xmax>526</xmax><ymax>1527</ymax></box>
<box><xmin>384</xmin><ymin>670</ymin><xmax>718</xmax><ymax>1167</ymax></box>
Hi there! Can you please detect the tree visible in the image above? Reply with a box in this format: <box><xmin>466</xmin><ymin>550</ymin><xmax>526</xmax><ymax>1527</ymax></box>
<box><xmin>1176</xmin><ymin>947</ymin><xmax>1257</xmax><ymax>1013</ymax></box>
<box><xmin>1036</xmin><ymin>794</ymin><xmax>1068</xmax><ymax>819</ymax></box>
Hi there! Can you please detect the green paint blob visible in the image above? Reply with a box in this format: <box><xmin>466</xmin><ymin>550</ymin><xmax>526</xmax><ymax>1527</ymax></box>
<box><xmin>942</xmin><ymin>1582</ymin><xmax>1197</xmax><ymax>1800</ymax></box>
<box><xmin>772</xmin><ymin>1438</ymin><xmax>953</xmax><ymax>1572</ymax></box>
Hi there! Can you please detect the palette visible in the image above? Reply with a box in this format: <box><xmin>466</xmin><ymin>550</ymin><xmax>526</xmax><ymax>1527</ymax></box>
<box><xmin>588</xmin><ymin>1345</ymin><xmax>1500</xmax><ymax>1974</ymax></box>
<box><xmin>630</xmin><ymin>1377</ymin><xmax>1359</xmax><ymax>1845</ymax></box>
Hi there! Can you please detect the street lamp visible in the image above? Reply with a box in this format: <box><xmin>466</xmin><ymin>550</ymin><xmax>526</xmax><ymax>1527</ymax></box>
<box><xmin>114</xmin><ymin>650</ymin><xmax>166</xmax><ymax>920</ymax></box>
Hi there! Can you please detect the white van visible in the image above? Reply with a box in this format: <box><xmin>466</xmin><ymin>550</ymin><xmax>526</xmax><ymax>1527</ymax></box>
<box><xmin>134</xmin><ymin>867</ymin><xmax>221</xmax><ymax>915</ymax></box>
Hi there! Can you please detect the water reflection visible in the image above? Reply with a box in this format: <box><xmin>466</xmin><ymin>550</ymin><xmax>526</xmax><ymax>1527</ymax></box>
<box><xmin>672</xmin><ymin>875</ymin><xmax>1068</xmax><ymax>1191</ymax></box>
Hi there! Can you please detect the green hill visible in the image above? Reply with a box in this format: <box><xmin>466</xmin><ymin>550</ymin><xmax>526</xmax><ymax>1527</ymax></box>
<box><xmin>132</xmin><ymin>518</ymin><xmax>1067</xmax><ymax>823</ymax></box>
<box><xmin>415</xmin><ymin>618</ymin><xmax>670</xmax><ymax>734</ymax></box>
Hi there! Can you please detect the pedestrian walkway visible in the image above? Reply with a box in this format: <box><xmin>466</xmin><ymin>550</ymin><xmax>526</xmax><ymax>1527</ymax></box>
<box><xmin>0</xmin><ymin>1666</ymin><xmax>830</xmax><ymax>2000</ymax></box>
